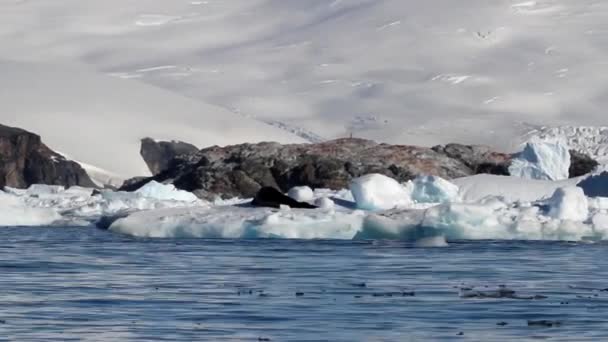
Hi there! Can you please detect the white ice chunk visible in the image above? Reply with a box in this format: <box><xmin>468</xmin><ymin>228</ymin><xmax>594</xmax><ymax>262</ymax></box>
<box><xmin>509</xmin><ymin>138</ymin><xmax>571</xmax><ymax>181</ymax></box>
<box><xmin>350</xmin><ymin>174</ymin><xmax>412</xmax><ymax>211</ymax></box>
<box><xmin>134</xmin><ymin>181</ymin><xmax>198</xmax><ymax>202</ymax></box>
<box><xmin>547</xmin><ymin>187</ymin><xmax>589</xmax><ymax>221</ymax></box>
<box><xmin>411</xmin><ymin>175</ymin><xmax>460</xmax><ymax>203</ymax></box>
<box><xmin>287</xmin><ymin>186</ymin><xmax>314</xmax><ymax>202</ymax></box>
<box><xmin>315</xmin><ymin>197</ymin><xmax>335</xmax><ymax>209</ymax></box>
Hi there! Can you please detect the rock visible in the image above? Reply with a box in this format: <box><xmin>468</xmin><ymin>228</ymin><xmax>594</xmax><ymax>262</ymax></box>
<box><xmin>140</xmin><ymin>137</ymin><xmax>199</xmax><ymax>175</ymax></box>
<box><xmin>0</xmin><ymin>124</ymin><xmax>95</xmax><ymax>189</ymax></box>
<box><xmin>122</xmin><ymin>138</ymin><xmax>513</xmax><ymax>200</ymax></box>
<box><xmin>432</xmin><ymin>143</ymin><xmax>511</xmax><ymax>176</ymax></box>
<box><xmin>569</xmin><ymin>150</ymin><xmax>599</xmax><ymax>178</ymax></box>
<box><xmin>251</xmin><ymin>187</ymin><xmax>317</xmax><ymax>209</ymax></box>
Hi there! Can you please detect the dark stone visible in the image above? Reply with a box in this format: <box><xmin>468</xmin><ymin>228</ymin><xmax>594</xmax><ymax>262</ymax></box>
<box><xmin>569</xmin><ymin>150</ymin><xmax>599</xmax><ymax>178</ymax></box>
<box><xmin>140</xmin><ymin>137</ymin><xmax>199</xmax><ymax>175</ymax></box>
<box><xmin>122</xmin><ymin>138</ymin><xmax>513</xmax><ymax>200</ymax></box>
<box><xmin>251</xmin><ymin>187</ymin><xmax>317</xmax><ymax>209</ymax></box>
<box><xmin>0</xmin><ymin>123</ymin><xmax>95</xmax><ymax>189</ymax></box>
<box><xmin>432</xmin><ymin>143</ymin><xmax>511</xmax><ymax>176</ymax></box>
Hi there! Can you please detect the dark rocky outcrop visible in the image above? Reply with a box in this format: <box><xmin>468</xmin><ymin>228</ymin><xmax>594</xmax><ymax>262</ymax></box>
<box><xmin>121</xmin><ymin>138</ymin><xmax>511</xmax><ymax>200</ymax></box>
<box><xmin>569</xmin><ymin>150</ymin><xmax>600</xmax><ymax>178</ymax></box>
<box><xmin>140</xmin><ymin>137</ymin><xmax>199</xmax><ymax>175</ymax></box>
<box><xmin>0</xmin><ymin>124</ymin><xmax>95</xmax><ymax>189</ymax></box>
<box><xmin>251</xmin><ymin>187</ymin><xmax>317</xmax><ymax>209</ymax></box>
<box><xmin>431</xmin><ymin>144</ymin><xmax>511</xmax><ymax>176</ymax></box>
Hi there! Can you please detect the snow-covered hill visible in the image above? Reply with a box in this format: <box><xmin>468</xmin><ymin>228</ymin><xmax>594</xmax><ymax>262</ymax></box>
<box><xmin>0</xmin><ymin>61</ymin><xmax>304</xmax><ymax>182</ymax></box>
<box><xmin>2</xmin><ymin>0</ymin><xmax>608</xmax><ymax>179</ymax></box>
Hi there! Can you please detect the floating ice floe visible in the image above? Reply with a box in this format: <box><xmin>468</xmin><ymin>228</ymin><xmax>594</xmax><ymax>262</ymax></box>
<box><xmin>2</xmin><ymin>169</ymin><xmax>608</xmax><ymax>243</ymax></box>
<box><xmin>0</xmin><ymin>183</ymin><xmax>207</xmax><ymax>227</ymax></box>
<box><xmin>109</xmin><ymin>206</ymin><xmax>366</xmax><ymax>240</ymax></box>
<box><xmin>0</xmin><ymin>190</ymin><xmax>62</xmax><ymax>227</ymax></box>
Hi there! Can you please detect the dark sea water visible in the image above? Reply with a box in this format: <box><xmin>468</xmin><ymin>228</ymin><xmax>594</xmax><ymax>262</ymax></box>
<box><xmin>1</xmin><ymin>227</ymin><xmax>608</xmax><ymax>341</ymax></box>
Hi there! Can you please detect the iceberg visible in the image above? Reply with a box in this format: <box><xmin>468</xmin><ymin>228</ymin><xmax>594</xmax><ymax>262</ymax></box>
<box><xmin>509</xmin><ymin>138</ymin><xmax>571</xmax><ymax>181</ymax></box>
<box><xmin>547</xmin><ymin>187</ymin><xmax>589</xmax><ymax>222</ymax></box>
<box><xmin>410</xmin><ymin>175</ymin><xmax>460</xmax><ymax>204</ymax></box>
<box><xmin>350</xmin><ymin>174</ymin><xmax>412</xmax><ymax>211</ymax></box>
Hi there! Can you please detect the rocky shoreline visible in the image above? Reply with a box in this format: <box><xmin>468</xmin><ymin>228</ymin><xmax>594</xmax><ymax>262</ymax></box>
<box><xmin>0</xmin><ymin>123</ymin><xmax>600</xmax><ymax>200</ymax></box>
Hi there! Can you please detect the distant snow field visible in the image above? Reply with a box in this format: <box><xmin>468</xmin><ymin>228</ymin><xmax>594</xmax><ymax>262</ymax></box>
<box><xmin>2</xmin><ymin>0</ymin><xmax>608</xmax><ymax>180</ymax></box>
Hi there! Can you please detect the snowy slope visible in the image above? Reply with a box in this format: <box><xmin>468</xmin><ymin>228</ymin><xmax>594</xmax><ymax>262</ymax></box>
<box><xmin>0</xmin><ymin>60</ymin><xmax>304</xmax><ymax>181</ymax></box>
<box><xmin>2</xmin><ymin>0</ymin><xmax>608</xmax><ymax>170</ymax></box>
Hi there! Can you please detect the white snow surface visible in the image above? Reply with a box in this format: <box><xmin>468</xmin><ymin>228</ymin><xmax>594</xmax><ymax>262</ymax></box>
<box><xmin>350</xmin><ymin>174</ymin><xmax>412</xmax><ymax>211</ymax></box>
<box><xmin>0</xmin><ymin>60</ymin><xmax>304</xmax><ymax>182</ymax></box>
<box><xmin>509</xmin><ymin>138</ymin><xmax>571</xmax><ymax>181</ymax></box>
<box><xmin>3</xmin><ymin>0</ymin><xmax>608</xmax><ymax>167</ymax></box>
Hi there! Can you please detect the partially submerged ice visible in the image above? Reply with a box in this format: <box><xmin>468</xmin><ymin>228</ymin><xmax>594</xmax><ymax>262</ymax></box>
<box><xmin>509</xmin><ymin>138</ymin><xmax>571</xmax><ymax>181</ymax></box>
<box><xmin>2</xmin><ymin>170</ymin><xmax>607</xmax><ymax>243</ymax></box>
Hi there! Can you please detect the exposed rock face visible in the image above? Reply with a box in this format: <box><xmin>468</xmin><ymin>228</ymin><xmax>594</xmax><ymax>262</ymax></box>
<box><xmin>431</xmin><ymin>144</ymin><xmax>511</xmax><ymax>176</ymax></box>
<box><xmin>569</xmin><ymin>150</ymin><xmax>599</xmax><ymax>178</ymax></box>
<box><xmin>0</xmin><ymin>124</ymin><xmax>95</xmax><ymax>189</ymax></box>
<box><xmin>122</xmin><ymin>138</ymin><xmax>510</xmax><ymax>200</ymax></box>
<box><xmin>140</xmin><ymin>138</ymin><xmax>199</xmax><ymax>175</ymax></box>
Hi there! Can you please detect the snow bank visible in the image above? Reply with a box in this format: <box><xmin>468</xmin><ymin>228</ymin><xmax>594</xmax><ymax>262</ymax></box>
<box><xmin>135</xmin><ymin>181</ymin><xmax>198</xmax><ymax>202</ymax></box>
<box><xmin>410</xmin><ymin>175</ymin><xmax>459</xmax><ymax>203</ymax></box>
<box><xmin>287</xmin><ymin>186</ymin><xmax>314</xmax><ymax>202</ymax></box>
<box><xmin>509</xmin><ymin>138</ymin><xmax>571</xmax><ymax>181</ymax></box>
<box><xmin>109</xmin><ymin>206</ymin><xmax>366</xmax><ymax>240</ymax></box>
<box><xmin>350</xmin><ymin>174</ymin><xmax>411</xmax><ymax>211</ymax></box>
<box><xmin>547</xmin><ymin>187</ymin><xmax>589</xmax><ymax>221</ymax></box>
